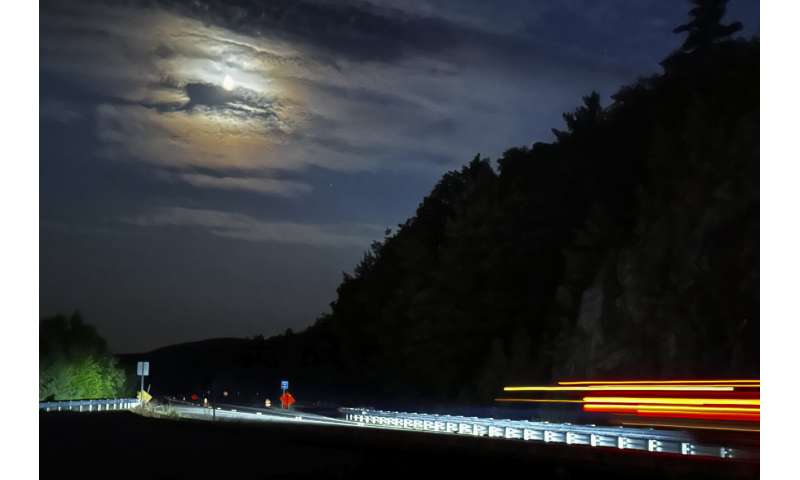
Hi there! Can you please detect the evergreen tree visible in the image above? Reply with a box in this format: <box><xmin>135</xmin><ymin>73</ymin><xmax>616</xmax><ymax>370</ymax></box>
<box><xmin>673</xmin><ymin>0</ymin><xmax>743</xmax><ymax>53</ymax></box>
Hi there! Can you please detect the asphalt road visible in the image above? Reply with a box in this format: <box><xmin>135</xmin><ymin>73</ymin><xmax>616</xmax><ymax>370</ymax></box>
<box><xmin>159</xmin><ymin>399</ymin><xmax>758</xmax><ymax>462</ymax></box>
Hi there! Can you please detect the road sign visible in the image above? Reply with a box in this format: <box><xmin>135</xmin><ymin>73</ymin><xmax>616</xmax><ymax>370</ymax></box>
<box><xmin>137</xmin><ymin>389</ymin><xmax>152</xmax><ymax>404</ymax></box>
<box><xmin>280</xmin><ymin>391</ymin><xmax>295</xmax><ymax>409</ymax></box>
<box><xmin>137</xmin><ymin>361</ymin><xmax>150</xmax><ymax>399</ymax></box>
<box><xmin>281</xmin><ymin>380</ymin><xmax>289</xmax><ymax>390</ymax></box>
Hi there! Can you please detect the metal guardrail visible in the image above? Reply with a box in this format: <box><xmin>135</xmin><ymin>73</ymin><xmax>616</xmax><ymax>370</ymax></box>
<box><xmin>39</xmin><ymin>398</ymin><xmax>141</xmax><ymax>413</ymax></box>
<box><xmin>340</xmin><ymin>408</ymin><xmax>757</xmax><ymax>460</ymax></box>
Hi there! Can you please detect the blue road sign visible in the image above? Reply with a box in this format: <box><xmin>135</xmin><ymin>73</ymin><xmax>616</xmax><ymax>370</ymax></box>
<box><xmin>281</xmin><ymin>380</ymin><xmax>289</xmax><ymax>390</ymax></box>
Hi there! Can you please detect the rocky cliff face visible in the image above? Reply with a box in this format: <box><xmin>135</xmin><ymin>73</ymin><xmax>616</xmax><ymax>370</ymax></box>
<box><xmin>552</xmin><ymin>50</ymin><xmax>759</xmax><ymax>379</ymax></box>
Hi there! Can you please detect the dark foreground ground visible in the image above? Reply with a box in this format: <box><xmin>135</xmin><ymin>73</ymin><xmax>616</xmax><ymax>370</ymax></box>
<box><xmin>40</xmin><ymin>412</ymin><xmax>758</xmax><ymax>480</ymax></box>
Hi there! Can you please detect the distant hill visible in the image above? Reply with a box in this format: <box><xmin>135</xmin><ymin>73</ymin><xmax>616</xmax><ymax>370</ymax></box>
<box><xmin>117</xmin><ymin>337</ymin><xmax>366</xmax><ymax>405</ymax></box>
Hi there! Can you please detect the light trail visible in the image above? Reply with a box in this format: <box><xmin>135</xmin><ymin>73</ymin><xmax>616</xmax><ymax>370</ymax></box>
<box><xmin>504</xmin><ymin>385</ymin><xmax>736</xmax><ymax>392</ymax></box>
<box><xmin>635</xmin><ymin>411</ymin><xmax>760</xmax><ymax>421</ymax></box>
<box><xmin>582</xmin><ymin>397</ymin><xmax>760</xmax><ymax>406</ymax></box>
<box><xmin>494</xmin><ymin>398</ymin><xmax>585</xmax><ymax>404</ymax></box>
<box><xmin>583</xmin><ymin>404</ymin><xmax>759</xmax><ymax>413</ymax></box>
<box><xmin>558</xmin><ymin>379</ymin><xmax>759</xmax><ymax>386</ymax></box>
<box><xmin>501</xmin><ymin>378</ymin><xmax>762</xmax><ymax>427</ymax></box>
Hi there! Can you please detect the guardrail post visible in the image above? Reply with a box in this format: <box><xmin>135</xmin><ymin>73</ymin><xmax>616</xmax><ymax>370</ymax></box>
<box><xmin>330</xmin><ymin>408</ymin><xmax>745</xmax><ymax>461</ymax></box>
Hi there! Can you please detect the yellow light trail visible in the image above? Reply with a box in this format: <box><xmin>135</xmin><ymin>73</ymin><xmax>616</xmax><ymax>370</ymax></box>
<box><xmin>558</xmin><ymin>379</ymin><xmax>759</xmax><ymax>386</ymax></box>
<box><xmin>504</xmin><ymin>385</ymin><xmax>735</xmax><ymax>392</ymax></box>
<box><xmin>582</xmin><ymin>397</ymin><xmax>760</xmax><ymax>406</ymax></box>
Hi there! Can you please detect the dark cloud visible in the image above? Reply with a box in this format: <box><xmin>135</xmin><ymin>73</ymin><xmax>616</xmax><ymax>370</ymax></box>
<box><xmin>55</xmin><ymin>0</ymin><xmax>641</xmax><ymax>81</ymax></box>
<box><xmin>184</xmin><ymin>82</ymin><xmax>232</xmax><ymax>108</ymax></box>
<box><xmin>41</xmin><ymin>100</ymin><xmax>84</xmax><ymax>124</ymax></box>
<box><xmin>154</xmin><ymin>43</ymin><xmax>176</xmax><ymax>59</ymax></box>
<box><xmin>156</xmin><ymin>0</ymin><xmax>465</xmax><ymax>64</ymax></box>
<box><xmin>294</xmin><ymin>78</ymin><xmax>424</xmax><ymax>112</ymax></box>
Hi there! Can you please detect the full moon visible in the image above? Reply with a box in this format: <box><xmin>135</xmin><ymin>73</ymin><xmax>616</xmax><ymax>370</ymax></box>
<box><xmin>222</xmin><ymin>74</ymin><xmax>235</xmax><ymax>91</ymax></box>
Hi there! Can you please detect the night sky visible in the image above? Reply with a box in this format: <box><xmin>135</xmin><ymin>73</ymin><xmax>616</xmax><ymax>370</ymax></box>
<box><xmin>40</xmin><ymin>0</ymin><xmax>759</xmax><ymax>353</ymax></box>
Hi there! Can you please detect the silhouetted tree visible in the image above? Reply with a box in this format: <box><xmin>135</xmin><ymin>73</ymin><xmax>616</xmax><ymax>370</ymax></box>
<box><xmin>673</xmin><ymin>0</ymin><xmax>742</xmax><ymax>53</ymax></box>
<box><xmin>552</xmin><ymin>91</ymin><xmax>604</xmax><ymax>142</ymax></box>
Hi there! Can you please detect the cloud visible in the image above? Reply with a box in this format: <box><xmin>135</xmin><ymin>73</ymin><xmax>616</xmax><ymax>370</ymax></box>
<box><xmin>156</xmin><ymin>0</ymin><xmax>466</xmax><ymax>64</ymax></box>
<box><xmin>174</xmin><ymin>173</ymin><xmax>312</xmax><ymax>197</ymax></box>
<box><xmin>40</xmin><ymin>100</ymin><xmax>83</xmax><ymax>124</ymax></box>
<box><xmin>95</xmin><ymin>103</ymin><xmax>289</xmax><ymax>171</ymax></box>
<box><xmin>150</xmin><ymin>0</ymin><xmax>643</xmax><ymax>79</ymax></box>
<box><xmin>42</xmin><ymin>0</ymin><xmax>642</xmax><ymax>200</ymax></box>
<box><xmin>183</xmin><ymin>82</ymin><xmax>232</xmax><ymax>107</ymax></box>
<box><xmin>126</xmin><ymin>207</ymin><xmax>383</xmax><ymax>248</ymax></box>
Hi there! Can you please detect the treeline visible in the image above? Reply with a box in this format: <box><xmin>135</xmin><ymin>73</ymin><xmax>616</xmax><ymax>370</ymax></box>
<box><xmin>40</xmin><ymin>312</ymin><xmax>128</xmax><ymax>401</ymax></box>
<box><xmin>247</xmin><ymin>0</ymin><xmax>758</xmax><ymax>404</ymax></box>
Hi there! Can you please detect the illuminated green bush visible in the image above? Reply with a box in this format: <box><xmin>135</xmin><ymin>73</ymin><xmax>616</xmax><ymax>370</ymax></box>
<box><xmin>40</xmin><ymin>312</ymin><xmax>127</xmax><ymax>401</ymax></box>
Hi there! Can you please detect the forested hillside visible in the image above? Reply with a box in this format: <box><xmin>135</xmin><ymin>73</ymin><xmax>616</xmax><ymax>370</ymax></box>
<box><xmin>260</xmin><ymin>1</ymin><xmax>760</xmax><ymax>403</ymax></box>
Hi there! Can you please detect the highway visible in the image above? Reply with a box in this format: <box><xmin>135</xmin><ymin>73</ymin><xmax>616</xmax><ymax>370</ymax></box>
<box><xmin>159</xmin><ymin>399</ymin><xmax>758</xmax><ymax>461</ymax></box>
<box><xmin>39</xmin><ymin>396</ymin><xmax>757</xmax><ymax>461</ymax></box>
<box><xmin>166</xmin><ymin>400</ymin><xmax>357</xmax><ymax>428</ymax></box>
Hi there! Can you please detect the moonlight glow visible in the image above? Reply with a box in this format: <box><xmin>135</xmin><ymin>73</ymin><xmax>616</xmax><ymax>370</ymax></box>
<box><xmin>222</xmin><ymin>74</ymin><xmax>235</xmax><ymax>91</ymax></box>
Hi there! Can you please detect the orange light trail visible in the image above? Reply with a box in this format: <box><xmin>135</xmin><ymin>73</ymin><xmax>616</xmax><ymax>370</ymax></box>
<box><xmin>503</xmin><ymin>378</ymin><xmax>761</xmax><ymax>423</ymax></box>
<box><xmin>634</xmin><ymin>411</ymin><xmax>760</xmax><ymax>421</ymax></box>
<box><xmin>504</xmin><ymin>385</ymin><xmax>735</xmax><ymax>392</ymax></box>
<box><xmin>494</xmin><ymin>398</ymin><xmax>585</xmax><ymax>404</ymax></box>
<box><xmin>582</xmin><ymin>396</ymin><xmax>760</xmax><ymax>406</ymax></box>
